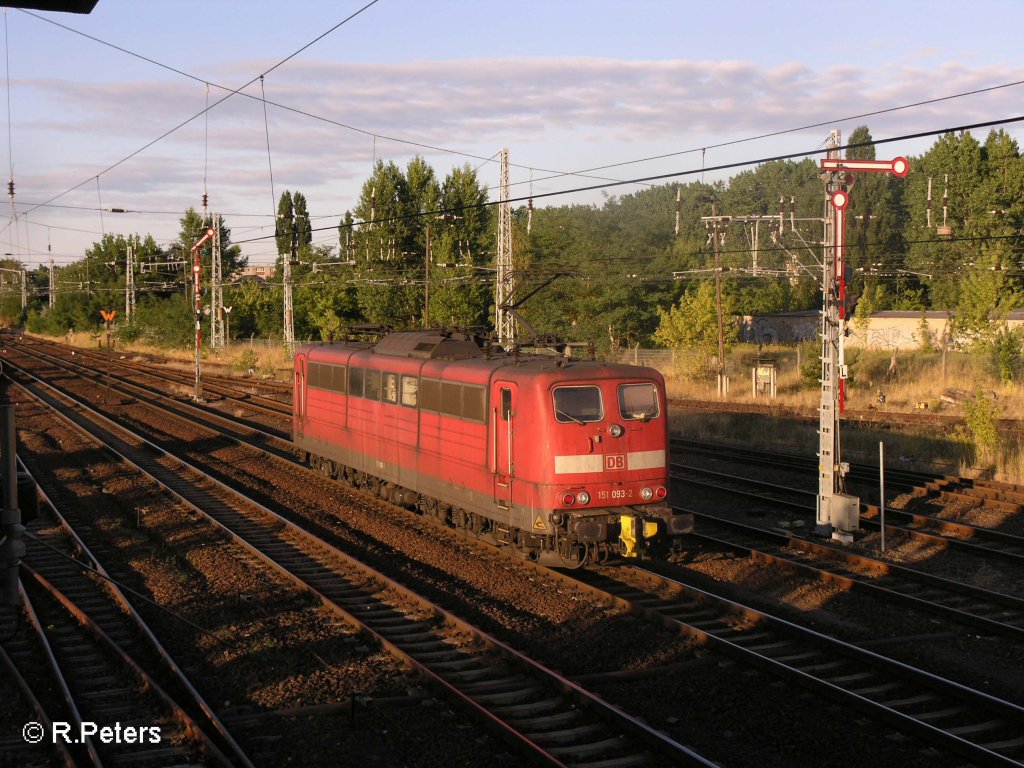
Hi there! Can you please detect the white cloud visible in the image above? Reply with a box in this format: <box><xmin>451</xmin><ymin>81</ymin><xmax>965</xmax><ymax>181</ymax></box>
<box><xmin>13</xmin><ymin>54</ymin><xmax>1024</xmax><ymax>263</ymax></box>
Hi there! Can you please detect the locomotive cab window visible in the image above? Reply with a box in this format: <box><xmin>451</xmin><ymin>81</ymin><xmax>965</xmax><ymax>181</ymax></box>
<box><xmin>618</xmin><ymin>383</ymin><xmax>660</xmax><ymax>421</ymax></box>
<box><xmin>553</xmin><ymin>385</ymin><xmax>603</xmax><ymax>424</ymax></box>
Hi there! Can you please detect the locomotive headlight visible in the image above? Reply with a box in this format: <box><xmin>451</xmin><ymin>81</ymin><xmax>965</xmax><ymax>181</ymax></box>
<box><xmin>576</xmin><ymin>491</ymin><xmax>590</xmax><ymax>505</ymax></box>
<box><xmin>609</xmin><ymin>424</ymin><xmax>624</xmax><ymax>437</ymax></box>
<box><xmin>561</xmin><ymin>492</ymin><xmax>576</xmax><ymax>506</ymax></box>
<box><xmin>640</xmin><ymin>487</ymin><xmax>653</xmax><ymax>501</ymax></box>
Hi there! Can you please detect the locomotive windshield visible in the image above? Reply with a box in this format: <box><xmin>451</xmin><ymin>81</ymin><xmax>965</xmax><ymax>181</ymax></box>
<box><xmin>553</xmin><ymin>385</ymin><xmax>603</xmax><ymax>424</ymax></box>
<box><xmin>618</xmin><ymin>383</ymin><xmax>660</xmax><ymax>421</ymax></box>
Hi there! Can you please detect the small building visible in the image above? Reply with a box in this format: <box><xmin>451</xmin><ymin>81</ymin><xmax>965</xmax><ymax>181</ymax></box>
<box><xmin>236</xmin><ymin>264</ymin><xmax>276</xmax><ymax>282</ymax></box>
<box><xmin>742</xmin><ymin>309</ymin><xmax>1024</xmax><ymax>350</ymax></box>
<box><xmin>739</xmin><ymin>311</ymin><xmax>819</xmax><ymax>345</ymax></box>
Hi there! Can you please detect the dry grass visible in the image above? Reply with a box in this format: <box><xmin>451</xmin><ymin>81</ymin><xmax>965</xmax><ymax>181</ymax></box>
<box><xmin>665</xmin><ymin>344</ymin><xmax>1024</xmax><ymax>484</ymax></box>
<box><xmin>36</xmin><ymin>331</ymin><xmax>295</xmax><ymax>382</ymax></box>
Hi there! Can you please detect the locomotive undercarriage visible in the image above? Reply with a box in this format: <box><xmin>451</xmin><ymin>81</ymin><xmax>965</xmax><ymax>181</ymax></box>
<box><xmin>302</xmin><ymin>450</ymin><xmax>688</xmax><ymax>565</ymax></box>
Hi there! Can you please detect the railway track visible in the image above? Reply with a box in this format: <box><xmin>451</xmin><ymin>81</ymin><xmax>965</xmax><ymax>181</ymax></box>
<box><xmin>557</xmin><ymin>562</ymin><xmax>1024</xmax><ymax>767</ymax></box>
<box><xmin>672</xmin><ymin>437</ymin><xmax>1024</xmax><ymax>526</ymax></box>
<box><xmin>10</xmin><ymin>334</ymin><xmax>292</xmax><ymax>420</ymax></box>
<box><xmin>679</xmin><ymin>508</ymin><xmax>1024</xmax><ymax>642</ymax></box>
<box><xmin>14</xmin><ymin>455</ymin><xmax>255</xmax><ymax>767</ymax></box>
<box><xmin>670</xmin><ymin>460</ymin><xmax>1024</xmax><ymax>567</ymax></box>
<box><xmin>8</xmin><ymin>339</ymin><xmax>1024</xmax><ymax>765</ymax></box>
<box><xmin>6</xmin><ymin>357</ymin><xmax>716</xmax><ymax>767</ymax></box>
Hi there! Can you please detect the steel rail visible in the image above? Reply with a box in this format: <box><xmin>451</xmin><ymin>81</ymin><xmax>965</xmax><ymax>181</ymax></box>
<box><xmin>22</xmin><ymin>566</ymin><xmax>237</xmax><ymax>767</ymax></box>
<box><xmin>671</xmin><ymin>462</ymin><xmax>1024</xmax><ymax>564</ymax></box>
<box><xmin>14</xmin><ymin>450</ymin><xmax>256</xmax><ymax>768</ymax></box>
<box><xmin>671</xmin><ymin>437</ymin><xmax>1024</xmax><ymax>512</ymax></box>
<box><xmin>13</xmin><ymin>335</ymin><xmax>292</xmax><ymax>417</ymax></box>
<box><xmin>560</xmin><ymin>563</ymin><xmax>1024</xmax><ymax>767</ymax></box>
<box><xmin>682</xmin><ymin>508</ymin><xmax>1024</xmax><ymax>642</ymax></box>
<box><xmin>0</xmin><ymin>603</ymin><xmax>78</xmax><ymax>767</ymax></box>
<box><xmin>15</xmin><ymin>582</ymin><xmax>104</xmax><ymax>766</ymax></box>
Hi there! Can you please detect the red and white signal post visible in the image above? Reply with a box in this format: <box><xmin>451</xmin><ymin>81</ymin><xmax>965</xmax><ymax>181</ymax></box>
<box><xmin>816</xmin><ymin>143</ymin><xmax>909</xmax><ymax>540</ymax></box>
<box><xmin>191</xmin><ymin>227</ymin><xmax>216</xmax><ymax>401</ymax></box>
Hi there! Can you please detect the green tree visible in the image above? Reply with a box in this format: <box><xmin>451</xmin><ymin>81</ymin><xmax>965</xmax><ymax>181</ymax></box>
<box><xmin>653</xmin><ymin>280</ymin><xmax>736</xmax><ymax>378</ymax></box>
<box><xmin>425</xmin><ymin>163</ymin><xmax>492</xmax><ymax>327</ymax></box>
<box><xmin>349</xmin><ymin>158</ymin><xmax>442</xmax><ymax>327</ymax></box>
<box><xmin>0</xmin><ymin>258</ymin><xmax>25</xmax><ymax>326</ymax></box>
<box><xmin>169</xmin><ymin>208</ymin><xmax>245</xmax><ymax>280</ymax></box>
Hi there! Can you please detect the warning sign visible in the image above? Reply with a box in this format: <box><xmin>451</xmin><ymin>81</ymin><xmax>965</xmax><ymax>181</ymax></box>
<box><xmin>533</xmin><ymin>515</ymin><xmax>547</xmax><ymax>530</ymax></box>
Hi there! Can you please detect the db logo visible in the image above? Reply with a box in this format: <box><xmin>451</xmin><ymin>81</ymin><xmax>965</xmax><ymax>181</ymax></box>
<box><xmin>604</xmin><ymin>454</ymin><xmax>626</xmax><ymax>471</ymax></box>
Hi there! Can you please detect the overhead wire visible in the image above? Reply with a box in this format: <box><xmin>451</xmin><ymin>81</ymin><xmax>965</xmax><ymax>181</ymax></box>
<box><xmin>260</xmin><ymin>75</ymin><xmax>276</xmax><ymax>223</ymax></box>
<box><xmin>2</xmin><ymin>0</ymin><xmax>383</xmax><ymax>231</ymax></box>
<box><xmin>228</xmin><ymin>113</ymin><xmax>1024</xmax><ymax>245</ymax></box>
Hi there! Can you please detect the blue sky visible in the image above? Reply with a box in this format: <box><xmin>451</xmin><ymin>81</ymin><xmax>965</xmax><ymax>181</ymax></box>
<box><xmin>3</xmin><ymin>0</ymin><xmax>1023</xmax><ymax>266</ymax></box>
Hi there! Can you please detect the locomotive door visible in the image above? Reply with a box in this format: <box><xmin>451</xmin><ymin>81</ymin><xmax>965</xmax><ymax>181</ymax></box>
<box><xmin>491</xmin><ymin>381</ymin><xmax>516</xmax><ymax>509</ymax></box>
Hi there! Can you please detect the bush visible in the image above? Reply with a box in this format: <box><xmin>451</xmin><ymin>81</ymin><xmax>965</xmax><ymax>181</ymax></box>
<box><xmin>232</xmin><ymin>349</ymin><xmax>260</xmax><ymax>376</ymax></box>
<box><xmin>799</xmin><ymin>342</ymin><xmax>820</xmax><ymax>389</ymax></box>
<box><xmin>964</xmin><ymin>389</ymin><xmax>1000</xmax><ymax>450</ymax></box>
<box><xmin>989</xmin><ymin>327</ymin><xmax>1023</xmax><ymax>384</ymax></box>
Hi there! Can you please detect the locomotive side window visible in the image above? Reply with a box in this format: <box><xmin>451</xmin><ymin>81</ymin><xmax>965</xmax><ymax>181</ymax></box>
<box><xmin>419</xmin><ymin>378</ymin><xmax>485</xmax><ymax>421</ymax></box>
<box><xmin>553</xmin><ymin>386</ymin><xmax>603</xmax><ymax>423</ymax></box>
<box><xmin>400</xmin><ymin>375</ymin><xmax>419</xmax><ymax>407</ymax></box>
<box><xmin>364</xmin><ymin>369</ymin><xmax>382</xmax><ymax>401</ymax></box>
<box><xmin>500</xmin><ymin>388</ymin><xmax>512</xmax><ymax>420</ymax></box>
<box><xmin>331</xmin><ymin>365</ymin><xmax>347</xmax><ymax>393</ymax></box>
<box><xmin>463</xmin><ymin>385</ymin><xmax>486</xmax><ymax>422</ymax></box>
<box><xmin>349</xmin><ymin>367</ymin><xmax>365</xmax><ymax>398</ymax></box>
<box><xmin>441</xmin><ymin>381</ymin><xmax>462</xmax><ymax>417</ymax></box>
<box><xmin>420</xmin><ymin>378</ymin><xmax>441</xmax><ymax>412</ymax></box>
<box><xmin>383</xmin><ymin>373</ymin><xmax>399</xmax><ymax>404</ymax></box>
<box><xmin>618</xmin><ymin>383</ymin><xmax>660</xmax><ymax>420</ymax></box>
<box><xmin>307</xmin><ymin>362</ymin><xmax>321</xmax><ymax>389</ymax></box>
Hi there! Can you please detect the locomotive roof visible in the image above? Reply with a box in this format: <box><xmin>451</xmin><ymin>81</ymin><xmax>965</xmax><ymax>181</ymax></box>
<box><xmin>372</xmin><ymin>330</ymin><xmax>487</xmax><ymax>360</ymax></box>
<box><xmin>299</xmin><ymin>332</ymin><xmax>663</xmax><ymax>381</ymax></box>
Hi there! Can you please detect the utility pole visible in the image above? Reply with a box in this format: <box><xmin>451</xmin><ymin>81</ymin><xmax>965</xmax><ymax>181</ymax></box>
<box><xmin>698</xmin><ymin>196</ymin><xmax>727</xmax><ymax>396</ymax></box>
<box><xmin>816</xmin><ymin>129</ymin><xmax>844</xmax><ymax>538</ymax></box>
<box><xmin>0</xmin><ymin>405</ymin><xmax>25</xmax><ymax>608</ymax></box>
<box><xmin>423</xmin><ymin>220</ymin><xmax>432</xmax><ymax>329</ymax></box>
<box><xmin>48</xmin><ymin>257</ymin><xmax>55</xmax><ymax>308</ymax></box>
<box><xmin>282</xmin><ymin>213</ymin><xmax>295</xmax><ymax>353</ymax></box>
<box><xmin>674</xmin><ymin>187</ymin><xmax>681</xmax><ymax>236</ymax></box>
<box><xmin>125</xmin><ymin>243</ymin><xmax>135</xmax><ymax>324</ymax></box>
<box><xmin>712</xmin><ymin>200</ymin><xmax>726</xmax><ymax>397</ymax></box>
<box><xmin>210</xmin><ymin>213</ymin><xmax>224</xmax><ymax>349</ymax></box>
<box><xmin>19</xmin><ymin>269</ymin><xmax>25</xmax><ymax>311</ymax></box>
<box><xmin>496</xmin><ymin>148</ymin><xmax>515</xmax><ymax>345</ymax></box>
<box><xmin>191</xmin><ymin>226</ymin><xmax>215</xmax><ymax>402</ymax></box>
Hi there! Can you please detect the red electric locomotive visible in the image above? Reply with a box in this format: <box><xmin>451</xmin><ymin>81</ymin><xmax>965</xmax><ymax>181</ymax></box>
<box><xmin>292</xmin><ymin>330</ymin><xmax>692</xmax><ymax>565</ymax></box>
